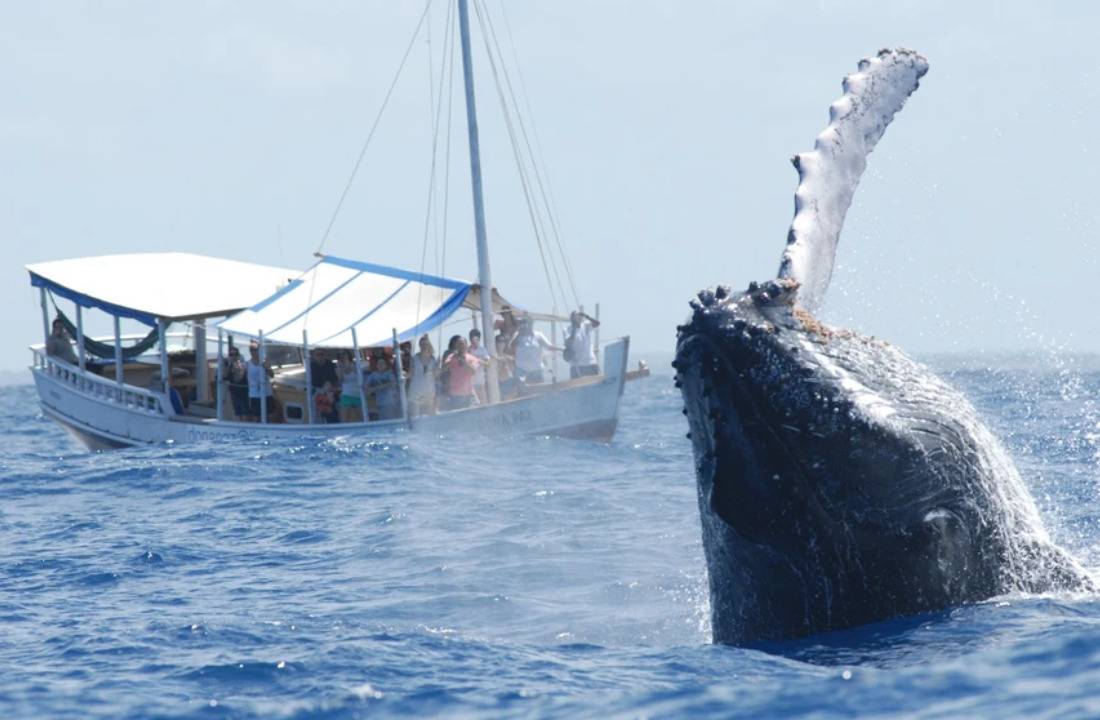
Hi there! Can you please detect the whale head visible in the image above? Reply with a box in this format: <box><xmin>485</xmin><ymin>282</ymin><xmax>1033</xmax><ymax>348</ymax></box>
<box><xmin>673</xmin><ymin>279</ymin><xmax>1086</xmax><ymax>643</ymax></box>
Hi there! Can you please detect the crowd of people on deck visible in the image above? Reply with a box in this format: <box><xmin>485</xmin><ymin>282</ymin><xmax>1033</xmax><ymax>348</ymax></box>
<box><xmin>298</xmin><ymin>307</ymin><xmax>601</xmax><ymax>422</ymax></box>
<box><xmin>43</xmin><ymin>307</ymin><xmax>602</xmax><ymax>424</ymax></box>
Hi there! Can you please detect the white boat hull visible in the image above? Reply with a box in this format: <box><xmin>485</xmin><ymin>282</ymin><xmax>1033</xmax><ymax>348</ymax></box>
<box><xmin>32</xmin><ymin>338</ymin><xmax>631</xmax><ymax>450</ymax></box>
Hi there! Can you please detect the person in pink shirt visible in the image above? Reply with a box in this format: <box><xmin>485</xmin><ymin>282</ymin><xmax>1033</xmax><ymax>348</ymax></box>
<box><xmin>442</xmin><ymin>335</ymin><xmax>480</xmax><ymax>411</ymax></box>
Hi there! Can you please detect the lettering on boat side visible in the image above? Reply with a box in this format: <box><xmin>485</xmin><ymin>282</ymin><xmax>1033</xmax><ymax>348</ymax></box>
<box><xmin>480</xmin><ymin>407</ymin><xmax>533</xmax><ymax>427</ymax></box>
<box><xmin>187</xmin><ymin>428</ymin><xmax>258</xmax><ymax>443</ymax></box>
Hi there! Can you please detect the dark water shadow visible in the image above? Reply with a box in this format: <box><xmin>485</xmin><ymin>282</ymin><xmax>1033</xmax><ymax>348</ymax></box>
<box><xmin>743</xmin><ymin>607</ymin><xmax>970</xmax><ymax>669</ymax></box>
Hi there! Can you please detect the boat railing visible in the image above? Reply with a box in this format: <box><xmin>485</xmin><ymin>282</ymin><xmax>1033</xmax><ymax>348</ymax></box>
<box><xmin>30</xmin><ymin>345</ymin><xmax>167</xmax><ymax>415</ymax></box>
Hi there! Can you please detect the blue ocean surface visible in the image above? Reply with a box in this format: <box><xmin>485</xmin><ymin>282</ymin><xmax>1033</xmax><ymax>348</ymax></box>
<box><xmin>2</xmin><ymin>358</ymin><xmax>1100</xmax><ymax>718</ymax></box>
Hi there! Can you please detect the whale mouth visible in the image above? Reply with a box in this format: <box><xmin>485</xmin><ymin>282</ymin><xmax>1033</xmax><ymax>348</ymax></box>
<box><xmin>677</xmin><ymin>329</ymin><xmax>837</xmax><ymax>547</ymax></box>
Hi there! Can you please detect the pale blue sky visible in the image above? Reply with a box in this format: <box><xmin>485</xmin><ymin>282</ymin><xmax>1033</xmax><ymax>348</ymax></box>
<box><xmin>3</xmin><ymin>1</ymin><xmax>1098</xmax><ymax>371</ymax></box>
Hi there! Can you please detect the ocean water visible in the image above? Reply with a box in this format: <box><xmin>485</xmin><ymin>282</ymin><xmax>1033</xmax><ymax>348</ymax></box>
<box><xmin>2</xmin><ymin>358</ymin><xmax>1100</xmax><ymax>719</ymax></box>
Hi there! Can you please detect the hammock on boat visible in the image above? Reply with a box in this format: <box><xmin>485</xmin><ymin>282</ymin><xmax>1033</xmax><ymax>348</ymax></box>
<box><xmin>51</xmin><ymin>304</ymin><xmax>164</xmax><ymax>361</ymax></box>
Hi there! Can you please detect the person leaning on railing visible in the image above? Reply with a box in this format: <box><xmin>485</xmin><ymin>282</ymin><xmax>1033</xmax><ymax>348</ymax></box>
<box><xmin>46</xmin><ymin>317</ymin><xmax>79</xmax><ymax>366</ymax></box>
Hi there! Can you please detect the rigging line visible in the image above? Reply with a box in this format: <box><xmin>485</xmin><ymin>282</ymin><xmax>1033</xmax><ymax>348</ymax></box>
<box><xmin>313</xmin><ymin>0</ymin><xmax>434</xmax><ymax>257</ymax></box>
<box><xmin>417</xmin><ymin>0</ymin><xmax>456</xmax><ymax>334</ymax></box>
<box><xmin>476</xmin><ymin>0</ymin><xmax>572</xmax><ymax>311</ymax></box>
<box><xmin>488</xmin><ymin>0</ymin><xmax>582</xmax><ymax>308</ymax></box>
<box><xmin>472</xmin><ymin>0</ymin><xmax>564</xmax><ymax>313</ymax></box>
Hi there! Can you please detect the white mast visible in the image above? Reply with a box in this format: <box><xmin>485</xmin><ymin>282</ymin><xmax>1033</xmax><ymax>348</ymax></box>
<box><xmin>457</xmin><ymin>0</ymin><xmax>501</xmax><ymax>405</ymax></box>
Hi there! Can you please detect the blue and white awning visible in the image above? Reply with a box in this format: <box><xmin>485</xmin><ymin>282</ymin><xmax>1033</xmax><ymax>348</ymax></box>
<box><xmin>217</xmin><ymin>255</ymin><xmax>471</xmax><ymax>348</ymax></box>
<box><xmin>26</xmin><ymin>253</ymin><xmax>299</xmax><ymax>325</ymax></box>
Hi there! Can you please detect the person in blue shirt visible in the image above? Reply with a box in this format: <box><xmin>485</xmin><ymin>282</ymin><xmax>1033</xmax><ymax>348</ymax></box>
<box><xmin>366</xmin><ymin>355</ymin><xmax>400</xmax><ymax>420</ymax></box>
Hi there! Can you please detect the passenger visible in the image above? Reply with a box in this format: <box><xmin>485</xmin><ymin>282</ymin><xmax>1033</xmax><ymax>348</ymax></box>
<box><xmin>468</xmin><ymin>328</ymin><xmax>490</xmax><ymax>405</ymax></box>
<box><xmin>510</xmin><ymin>318</ymin><xmax>561</xmax><ymax>385</ymax></box>
<box><xmin>442</xmin><ymin>335</ymin><xmax>479</xmax><ymax>411</ymax></box>
<box><xmin>46</xmin><ymin>317</ymin><xmax>79</xmax><ymax>365</ymax></box>
<box><xmin>495</xmin><ymin>333</ymin><xmax>519</xmax><ymax>399</ymax></box>
<box><xmin>225</xmin><ymin>345</ymin><xmax>251</xmax><ymax>420</ymax></box>
<box><xmin>565</xmin><ymin>310</ymin><xmax>602</xmax><ymax>379</ymax></box>
<box><xmin>309</xmin><ymin>348</ymin><xmax>339</xmax><ymax>390</ymax></box>
<box><xmin>247</xmin><ymin>341</ymin><xmax>277</xmax><ymax>422</ymax></box>
<box><xmin>336</xmin><ymin>349</ymin><xmax>363</xmax><ymax>422</ymax></box>
<box><xmin>366</xmin><ymin>355</ymin><xmax>401</xmax><ymax>421</ymax></box>
<box><xmin>494</xmin><ymin>308</ymin><xmax>519</xmax><ymax>350</ymax></box>
<box><xmin>313</xmin><ymin>381</ymin><xmax>339</xmax><ymax>423</ymax></box>
<box><xmin>408</xmin><ymin>334</ymin><xmax>438</xmax><ymax>417</ymax></box>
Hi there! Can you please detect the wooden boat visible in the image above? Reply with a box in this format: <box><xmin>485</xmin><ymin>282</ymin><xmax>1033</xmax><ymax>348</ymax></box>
<box><xmin>26</xmin><ymin>0</ymin><xmax>634</xmax><ymax>451</ymax></box>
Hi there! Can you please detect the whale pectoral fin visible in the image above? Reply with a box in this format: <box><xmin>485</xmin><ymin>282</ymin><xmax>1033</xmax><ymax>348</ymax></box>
<box><xmin>777</xmin><ymin>49</ymin><xmax>929</xmax><ymax>313</ymax></box>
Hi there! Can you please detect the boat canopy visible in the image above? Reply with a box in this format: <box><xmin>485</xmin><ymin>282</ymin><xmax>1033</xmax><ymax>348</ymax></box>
<box><xmin>218</xmin><ymin>255</ymin><xmax>473</xmax><ymax>348</ymax></box>
<box><xmin>27</xmin><ymin>253</ymin><xmax>298</xmax><ymax>326</ymax></box>
<box><xmin>217</xmin><ymin>254</ymin><xmax>568</xmax><ymax>349</ymax></box>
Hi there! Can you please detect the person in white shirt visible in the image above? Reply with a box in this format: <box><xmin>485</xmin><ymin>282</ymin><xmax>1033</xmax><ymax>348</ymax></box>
<box><xmin>565</xmin><ymin>311</ymin><xmax>601</xmax><ymax>379</ymax></box>
<box><xmin>468</xmin><ymin>328</ymin><xmax>491</xmax><ymax>404</ymax></box>
<box><xmin>509</xmin><ymin>318</ymin><xmax>562</xmax><ymax>385</ymax></box>
<box><xmin>246</xmin><ymin>341</ymin><xmax>276</xmax><ymax>422</ymax></box>
<box><xmin>408</xmin><ymin>335</ymin><xmax>439</xmax><ymax>416</ymax></box>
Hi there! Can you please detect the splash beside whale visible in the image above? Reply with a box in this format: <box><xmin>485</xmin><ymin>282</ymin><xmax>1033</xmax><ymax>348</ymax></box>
<box><xmin>675</xmin><ymin>49</ymin><xmax>1094</xmax><ymax>645</ymax></box>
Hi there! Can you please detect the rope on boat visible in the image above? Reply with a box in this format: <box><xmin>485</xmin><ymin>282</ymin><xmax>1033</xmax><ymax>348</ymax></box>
<box><xmin>313</xmin><ymin>0</ymin><xmax>436</xmax><ymax>259</ymax></box>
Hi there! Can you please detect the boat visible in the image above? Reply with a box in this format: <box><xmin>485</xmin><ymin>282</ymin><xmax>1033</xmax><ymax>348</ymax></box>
<box><xmin>25</xmin><ymin>1</ymin><xmax>633</xmax><ymax>451</ymax></box>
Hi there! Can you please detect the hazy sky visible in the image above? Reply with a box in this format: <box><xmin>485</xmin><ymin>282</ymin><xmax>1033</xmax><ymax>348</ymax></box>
<box><xmin>4</xmin><ymin>1</ymin><xmax>1099</xmax><ymax>372</ymax></box>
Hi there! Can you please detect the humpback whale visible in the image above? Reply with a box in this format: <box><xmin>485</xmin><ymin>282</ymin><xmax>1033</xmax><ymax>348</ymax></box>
<box><xmin>675</xmin><ymin>49</ymin><xmax>1094</xmax><ymax>645</ymax></box>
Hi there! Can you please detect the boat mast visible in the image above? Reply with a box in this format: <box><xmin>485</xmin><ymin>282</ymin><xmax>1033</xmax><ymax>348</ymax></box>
<box><xmin>457</xmin><ymin>0</ymin><xmax>501</xmax><ymax>405</ymax></box>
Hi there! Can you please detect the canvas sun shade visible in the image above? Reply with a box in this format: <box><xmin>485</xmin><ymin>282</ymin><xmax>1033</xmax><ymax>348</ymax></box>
<box><xmin>217</xmin><ymin>255</ymin><xmax>472</xmax><ymax>348</ymax></box>
<box><xmin>27</xmin><ymin>253</ymin><xmax>299</xmax><ymax>326</ymax></box>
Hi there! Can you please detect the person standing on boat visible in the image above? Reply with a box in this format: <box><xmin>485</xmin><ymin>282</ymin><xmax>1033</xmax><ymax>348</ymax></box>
<box><xmin>309</xmin><ymin>348</ymin><xmax>340</xmax><ymax>423</ymax></box>
<box><xmin>468</xmin><ymin>328</ymin><xmax>490</xmax><ymax>405</ymax></box>
<box><xmin>442</xmin><ymin>335</ymin><xmax>480</xmax><ymax>411</ymax></box>
<box><xmin>408</xmin><ymin>335</ymin><xmax>438</xmax><ymax>417</ymax></box>
<box><xmin>225</xmin><ymin>345</ymin><xmax>250</xmax><ymax>420</ymax></box>
<box><xmin>565</xmin><ymin>311</ymin><xmax>601</xmax><ymax>379</ymax></box>
<box><xmin>336</xmin><ymin>350</ymin><xmax>363</xmax><ymax>422</ymax></box>
<box><xmin>309</xmin><ymin>348</ymin><xmax>339</xmax><ymax>391</ymax></box>
<box><xmin>247</xmin><ymin>341</ymin><xmax>276</xmax><ymax>422</ymax></box>
<box><xmin>511</xmin><ymin>318</ymin><xmax>562</xmax><ymax>385</ymax></box>
<box><xmin>366</xmin><ymin>355</ymin><xmax>400</xmax><ymax>421</ymax></box>
<box><xmin>46</xmin><ymin>317</ymin><xmax>79</xmax><ymax>366</ymax></box>
<box><xmin>494</xmin><ymin>333</ymin><xmax>518</xmax><ymax>399</ymax></box>
<box><xmin>494</xmin><ymin>308</ymin><xmax>519</xmax><ymax>349</ymax></box>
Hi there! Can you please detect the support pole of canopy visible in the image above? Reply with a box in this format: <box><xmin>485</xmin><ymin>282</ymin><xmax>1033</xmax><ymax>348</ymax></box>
<box><xmin>595</xmin><ymin>303</ymin><xmax>601</xmax><ymax>367</ymax></box>
<box><xmin>351</xmin><ymin>327</ymin><xmax>368</xmax><ymax>423</ymax></box>
<box><xmin>113</xmin><ymin>316</ymin><xmax>123</xmax><ymax>388</ymax></box>
<box><xmin>39</xmin><ymin>288</ymin><xmax>49</xmax><ymax>363</ymax></box>
<box><xmin>259</xmin><ymin>330</ymin><xmax>268</xmax><ymax>424</ymax></box>
<box><xmin>393</xmin><ymin>329</ymin><xmax>408</xmax><ymax>424</ymax></box>
<box><xmin>457</xmin><ymin>0</ymin><xmax>501</xmax><ymax>406</ymax></box>
<box><xmin>303</xmin><ymin>329</ymin><xmax>314</xmax><ymax>425</ymax></box>
<box><xmin>75</xmin><ymin>304</ymin><xmax>86</xmax><ymax>372</ymax></box>
<box><xmin>195</xmin><ymin>322</ymin><xmax>209</xmax><ymax>403</ymax></box>
<box><xmin>551</xmin><ymin>319</ymin><xmax>559</xmax><ymax>383</ymax></box>
<box><xmin>216</xmin><ymin>329</ymin><xmax>224</xmax><ymax>421</ymax></box>
<box><xmin>158</xmin><ymin>319</ymin><xmax>169</xmax><ymax>398</ymax></box>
